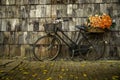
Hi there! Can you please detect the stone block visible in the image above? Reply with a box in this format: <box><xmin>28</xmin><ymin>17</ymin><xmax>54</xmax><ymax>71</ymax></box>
<box><xmin>21</xmin><ymin>45</ymin><xmax>34</xmax><ymax>60</ymax></box>
<box><xmin>28</xmin><ymin>19</ymin><xmax>34</xmax><ymax>31</ymax></box>
<box><xmin>116</xmin><ymin>47</ymin><xmax>120</xmax><ymax>57</ymax></box>
<box><xmin>100</xmin><ymin>4</ymin><xmax>107</xmax><ymax>13</ymax></box>
<box><xmin>25</xmin><ymin>32</ymin><xmax>33</xmax><ymax>44</ymax></box>
<box><xmin>13</xmin><ymin>19</ymin><xmax>20</xmax><ymax>31</ymax></box>
<box><xmin>56</xmin><ymin>5</ymin><xmax>67</xmax><ymax>17</ymax></box>
<box><xmin>28</xmin><ymin>0</ymin><xmax>39</xmax><ymax>4</ymax></box>
<box><xmin>75</xmin><ymin>18</ymin><xmax>81</xmax><ymax>25</ymax></box>
<box><xmin>61</xmin><ymin>5</ymin><xmax>67</xmax><ymax>17</ymax></box>
<box><xmin>72</xmin><ymin>4</ymin><xmax>77</xmax><ymax>9</ymax></box>
<box><xmin>36</xmin><ymin>5</ymin><xmax>42</xmax><ymax>17</ymax></box>
<box><xmin>5</xmin><ymin>19</ymin><xmax>20</xmax><ymax>31</ymax></box>
<box><xmin>8</xmin><ymin>32</ymin><xmax>21</xmax><ymax>44</ymax></box>
<box><xmin>112</xmin><ymin>3</ymin><xmax>120</xmax><ymax>10</ymax></box>
<box><xmin>6</xmin><ymin>0</ymin><xmax>15</xmax><ymax>5</ymax></box>
<box><xmin>0</xmin><ymin>32</ymin><xmax>4</xmax><ymax>44</ymax></box>
<box><xmin>50</xmin><ymin>0</ymin><xmax>68</xmax><ymax>4</ymax></box>
<box><xmin>51</xmin><ymin>5</ymin><xmax>57</xmax><ymax>18</ymax></box>
<box><xmin>94</xmin><ymin>0</ymin><xmax>103</xmax><ymax>3</ymax></box>
<box><xmin>67</xmin><ymin>4</ymin><xmax>73</xmax><ymax>17</ymax></box>
<box><xmin>28</xmin><ymin>19</ymin><xmax>40</xmax><ymax>31</ymax></box>
<box><xmin>114</xmin><ymin>18</ymin><xmax>120</xmax><ymax>31</ymax></box>
<box><xmin>5</xmin><ymin>6</ymin><xmax>19</xmax><ymax>18</ymax></box>
<box><xmin>19</xmin><ymin>19</ymin><xmax>29</xmax><ymax>31</ymax></box>
<box><xmin>9</xmin><ymin>45</ymin><xmax>21</xmax><ymax>57</ymax></box>
<box><xmin>112</xmin><ymin>10</ymin><xmax>118</xmax><ymax>18</ymax></box>
<box><xmin>114</xmin><ymin>36</ymin><xmax>120</xmax><ymax>46</ymax></box>
<box><xmin>1</xmin><ymin>19</ymin><xmax>7</xmax><ymax>31</ymax></box>
<box><xmin>3</xmin><ymin>32</ymin><xmax>11</xmax><ymax>44</ymax></box>
<box><xmin>18</xmin><ymin>32</ymin><xmax>26</xmax><ymax>44</ymax></box>
<box><xmin>41</xmin><ymin>6</ymin><xmax>47</xmax><ymax>17</ymax></box>
<box><xmin>0</xmin><ymin>45</ymin><xmax>10</xmax><ymax>58</ymax></box>
<box><xmin>83</xmin><ymin>4</ymin><xmax>95</xmax><ymax>17</ymax></box>
<box><xmin>102</xmin><ymin>0</ymin><xmax>111</xmax><ymax>3</ymax></box>
<box><xmin>6</xmin><ymin>20</ymin><xmax>12</xmax><ymax>31</ymax></box>
<box><xmin>0</xmin><ymin>19</ymin><xmax>2</xmax><ymax>31</ymax></box>
<box><xmin>36</xmin><ymin>5</ymin><xmax>47</xmax><ymax>17</ymax></box>
<box><xmin>68</xmin><ymin>0</ymin><xmax>77</xmax><ymax>3</ymax></box>
<box><xmin>29</xmin><ymin>18</ymin><xmax>44</xmax><ymax>31</ymax></box>
<box><xmin>15</xmin><ymin>0</ymin><xmax>28</xmax><ymax>5</ymax></box>
<box><xmin>9</xmin><ymin>32</ymin><xmax>17</xmax><ymax>44</ymax></box>
<box><xmin>0</xmin><ymin>45</ymin><xmax>4</xmax><ymax>57</ymax></box>
<box><xmin>83</xmin><ymin>0</ymin><xmax>96</xmax><ymax>3</ymax></box>
<box><xmin>94</xmin><ymin>4</ymin><xmax>100</xmax><ymax>14</ymax></box>
<box><xmin>76</xmin><ymin>0</ymin><xmax>88</xmax><ymax>3</ymax></box>
<box><xmin>75</xmin><ymin>8</ymin><xmax>84</xmax><ymax>17</ymax></box>
<box><xmin>111</xmin><ymin>0</ymin><xmax>119</xmax><ymax>2</ymax></box>
<box><xmin>46</xmin><ymin>5</ymin><xmax>52</xmax><ymax>17</ymax></box>
<box><xmin>62</xmin><ymin>21</ymin><xmax>69</xmax><ymax>31</ymax></box>
<box><xmin>39</xmin><ymin>19</ymin><xmax>46</xmax><ymax>31</ymax></box>
<box><xmin>0</xmin><ymin>6</ymin><xmax>6</xmax><ymax>18</ymax></box>
<box><xmin>19</xmin><ymin>6</ymin><xmax>29</xmax><ymax>18</ymax></box>
<box><xmin>39</xmin><ymin>0</ymin><xmax>47</xmax><ymax>4</ymax></box>
<box><xmin>31</xmin><ymin>32</ymin><xmax>45</xmax><ymax>44</ymax></box>
<box><xmin>30</xmin><ymin>5</ymin><xmax>37</xmax><ymax>18</ymax></box>
<box><xmin>69</xmin><ymin>21</ymin><xmax>76</xmax><ymax>31</ymax></box>
<box><xmin>0</xmin><ymin>0</ymin><xmax>6</xmax><ymax>5</ymax></box>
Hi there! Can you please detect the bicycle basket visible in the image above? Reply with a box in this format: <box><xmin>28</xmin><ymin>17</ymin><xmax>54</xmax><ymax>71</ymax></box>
<box><xmin>43</xmin><ymin>22</ymin><xmax>62</xmax><ymax>33</ymax></box>
<box><xmin>88</xmin><ymin>27</ymin><xmax>105</xmax><ymax>33</ymax></box>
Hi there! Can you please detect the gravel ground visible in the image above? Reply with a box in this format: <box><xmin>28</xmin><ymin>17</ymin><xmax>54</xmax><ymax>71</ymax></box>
<box><xmin>0</xmin><ymin>59</ymin><xmax>120</xmax><ymax>80</ymax></box>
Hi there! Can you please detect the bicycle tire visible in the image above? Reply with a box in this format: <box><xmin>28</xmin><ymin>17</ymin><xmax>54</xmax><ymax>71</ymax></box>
<box><xmin>33</xmin><ymin>35</ymin><xmax>61</xmax><ymax>61</ymax></box>
<box><xmin>79</xmin><ymin>38</ymin><xmax>105</xmax><ymax>60</ymax></box>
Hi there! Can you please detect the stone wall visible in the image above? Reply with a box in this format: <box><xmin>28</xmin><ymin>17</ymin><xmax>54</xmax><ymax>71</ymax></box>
<box><xmin>0</xmin><ymin>0</ymin><xmax>120</xmax><ymax>59</ymax></box>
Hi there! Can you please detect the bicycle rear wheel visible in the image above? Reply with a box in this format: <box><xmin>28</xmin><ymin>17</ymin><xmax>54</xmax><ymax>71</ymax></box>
<box><xmin>33</xmin><ymin>35</ymin><xmax>61</xmax><ymax>61</ymax></box>
<box><xmin>79</xmin><ymin>38</ymin><xmax>105</xmax><ymax>60</ymax></box>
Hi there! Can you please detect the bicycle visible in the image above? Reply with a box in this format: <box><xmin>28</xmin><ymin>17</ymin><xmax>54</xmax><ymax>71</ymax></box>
<box><xmin>33</xmin><ymin>19</ymin><xmax>105</xmax><ymax>61</ymax></box>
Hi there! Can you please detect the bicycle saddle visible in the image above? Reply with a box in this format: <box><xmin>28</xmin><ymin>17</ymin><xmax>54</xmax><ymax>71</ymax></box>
<box><xmin>75</xmin><ymin>25</ymin><xmax>87</xmax><ymax>31</ymax></box>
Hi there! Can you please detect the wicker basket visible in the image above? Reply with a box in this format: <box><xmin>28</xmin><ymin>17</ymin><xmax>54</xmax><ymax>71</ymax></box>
<box><xmin>43</xmin><ymin>22</ymin><xmax>62</xmax><ymax>33</ymax></box>
<box><xmin>88</xmin><ymin>27</ymin><xmax>105</xmax><ymax>33</ymax></box>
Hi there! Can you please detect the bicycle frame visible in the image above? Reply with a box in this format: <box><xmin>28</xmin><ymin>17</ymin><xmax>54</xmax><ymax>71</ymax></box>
<box><xmin>55</xmin><ymin>29</ymin><xmax>77</xmax><ymax>47</ymax></box>
<box><xmin>51</xmin><ymin>28</ymin><xmax>82</xmax><ymax>49</ymax></box>
<box><xmin>46</xmin><ymin>27</ymin><xmax>96</xmax><ymax>56</ymax></box>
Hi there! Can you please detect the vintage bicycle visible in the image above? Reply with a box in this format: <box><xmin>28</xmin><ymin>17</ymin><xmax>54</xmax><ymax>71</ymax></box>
<box><xmin>33</xmin><ymin>19</ymin><xmax>105</xmax><ymax>61</ymax></box>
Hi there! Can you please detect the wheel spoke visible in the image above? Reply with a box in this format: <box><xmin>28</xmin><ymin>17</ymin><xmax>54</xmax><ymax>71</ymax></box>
<box><xmin>33</xmin><ymin>35</ymin><xmax>61</xmax><ymax>61</ymax></box>
<box><xmin>79</xmin><ymin>38</ymin><xmax>105</xmax><ymax>60</ymax></box>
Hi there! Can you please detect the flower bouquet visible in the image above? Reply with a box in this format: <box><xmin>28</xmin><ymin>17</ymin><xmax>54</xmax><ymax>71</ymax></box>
<box><xmin>86</xmin><ymin>13</ymin><xmax>113</xmax><ymax>33</ymax></box>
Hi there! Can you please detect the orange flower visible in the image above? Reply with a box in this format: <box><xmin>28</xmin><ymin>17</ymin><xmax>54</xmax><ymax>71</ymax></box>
<box><xmin>88</xmin><ymin>13</ymin><xmax>112</xmax><ymax>29</ymax></box>
<box><xmin>101</xmin><ymin>14</ymin><xmax>112</xmax><ymax>28</ymax></box>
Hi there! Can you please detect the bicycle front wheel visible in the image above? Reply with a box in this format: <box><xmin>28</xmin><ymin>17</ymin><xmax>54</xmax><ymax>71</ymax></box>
<box><xmin>79</xmin><ymin>38</ymin><xmax>105</xmax><ymax>60</ymax></box>
<box><xmin>33</xmin><ymin>35</ymin><xmax>61</xmax><ymax>61</ymax></box>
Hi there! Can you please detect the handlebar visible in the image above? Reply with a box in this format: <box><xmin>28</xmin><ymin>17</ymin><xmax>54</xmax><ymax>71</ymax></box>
<box><xmin>75</xmin><ymin>25</ymin><xmax>88</xmax><ymax>32</ymax></box>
